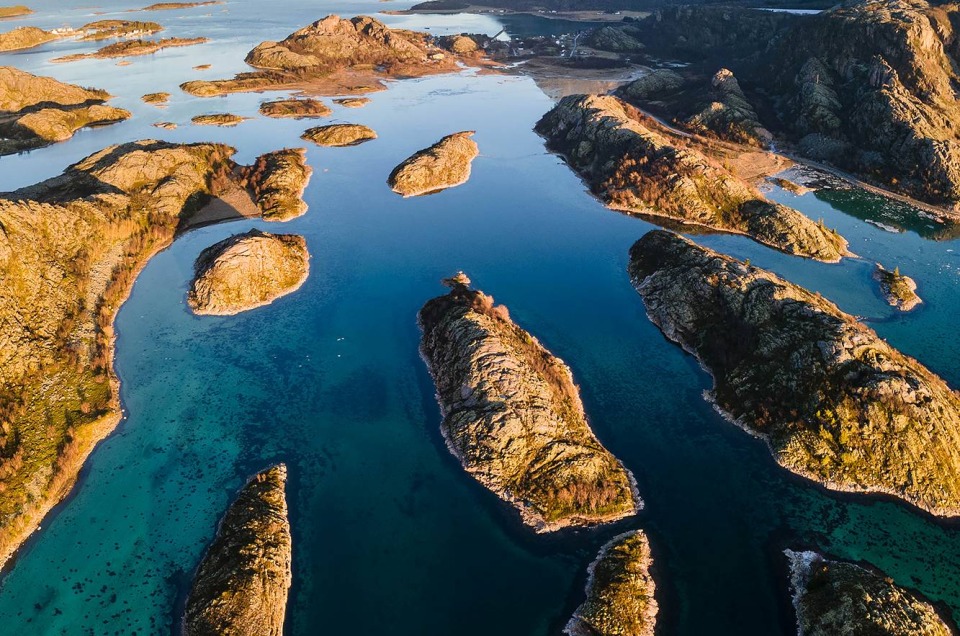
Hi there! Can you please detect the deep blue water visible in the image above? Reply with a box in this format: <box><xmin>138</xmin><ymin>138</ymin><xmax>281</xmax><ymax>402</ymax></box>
<box><xmin>2</xmin><ymin>2</ymin><xmax>960</xmax><ymax>635</ymax></box>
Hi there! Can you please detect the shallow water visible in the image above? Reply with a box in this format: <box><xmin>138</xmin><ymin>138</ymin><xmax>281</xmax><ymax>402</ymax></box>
<box><xmin>2</xmin><ymin>2</ymin><xmax>960</xmax><ymax>635</ymax></box>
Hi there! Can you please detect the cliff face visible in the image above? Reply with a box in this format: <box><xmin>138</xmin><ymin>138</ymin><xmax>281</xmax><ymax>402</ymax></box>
<box><xmin>388</xmin><ymin>131</ymin><xmax>478</xmax><ymax>197</ymax></box>
<box><xmin>628</xmin><ymin>230</ymin><xmax>960</xmax><ymax>517</ymax></box>
<box><xmin>786</xmin><ymin>550</ymin><xmax>955</xmax><ymax>635</ymax></box>
<box><xmin>181</xmin><ymin>15</ymin><xmax>470</xmax><ymax>97</ymax></box>
<box><xmin>0</xmin><ymin>66</ymin><xmax>130</xmax><ymax>155</ymax></box>
<box><xmin>536</xmin><ymin>94</ymin><xmax>847</xmax><ymax>262</ymax></box>
<box><xmin>184</xmin><ymin>465</ymin><xmax>292</xmax><ymax>636</ymax></box>
<box><xmin>418</xmin><ymin>277</ymin><xmax>639</xmax><ymax>532</ymax></box>
<box><xmin>0</xmin><ymin>140</ymin><xmax>311</xmax><ymax>568</ymax></box>
<box><xmin>566</xmin><ymin>531</ymin><xmax>658</xmax><ymax>636</ymax></box>
<box><xmin>189</xmin><ymin>230</ymin><xmax>309</xmax><ymax>316</ymax></box>
<box><xmin>614</xmin><ymin>0</ymin><xmax>960</xmax><ymax>205</ymax></box>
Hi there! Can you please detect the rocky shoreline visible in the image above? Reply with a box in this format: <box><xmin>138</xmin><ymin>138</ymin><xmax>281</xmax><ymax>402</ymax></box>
<box><xmin>418</xmin><ymin>274</ymin><xmax>640</xmax><ymax>532</ymax></box>
<box><xmin>0</xmin><ymin>140</ymin><xmax>312</xmax><ymax>568</ymax></box>
<box><xmin>628</xmin><ymin>230</ymin><xmax>960</xmax><ymax>517</ymax></box>
<box><xmin>785</xmin><ymin>549</ymin><xmax>955</xmax><ymax>635</ymax></box>
<box><xmin>184</xmin><ymin>464</ymin><xmax>292</xmax><ymax>636</ymax></box>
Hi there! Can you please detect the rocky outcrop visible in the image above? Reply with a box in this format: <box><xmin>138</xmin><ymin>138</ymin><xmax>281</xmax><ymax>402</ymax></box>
<box><xmin>259</xmin><ymin>98</ymin><xmax>331</xmax><ymax>119</ymax></box>
<box><xmin>586</xmin><ymin>24</ymin><xmax>644</xmax><ymax>53</ymax></box>
<box><xmin>875</xmin><ymin>264</ymin><xmax>921</xmax><ymax>312</ymax></box>
<box><xmin>191</xmin><ymin>113</ymin><xmax>245</xmax><ymax>127</ymax></box>
<box><xmin>786</xmin><ymin>550</ymin><xmax>955</xmax><ymax>635</ymax></box>
<box><xmin>237</xmin><ymin>148</ymin><xmax>312</xmax><ymax>221</ymax></box>
<box><xmin>184</xmin><ymin>464</ymin><xmax>292</xmax><ymax>636</ymax></box>
<box><xmin>180</xmin><ymin>15</ymin><xmax>475</xmax><ymax>98</ymax></box>
<box><xmin>536</xmin><ymin>95</ymin><xmax>847</xmax><ymax>261</ymax></box>
<box><xmin>333</xmin><ymin>97</ymin><xmax>369</xmax><ymax>108</ymax></box>
<box><xmin>566</xmin><ymin>531</ymin><xmax>657</xmax><ymax>636</ymax></box>
<box><xmin>0</xmin><ymin>140</ymin><xmax>311</xmax><ymax>568</ymax></box>
<box><xmin>388</xmin><ymin>131</ymin><xmax>478</xmax><ymax>197</ymax></box>
<box><xmin>0</xmin><ymin>66</ymin><xmax>130</xmax><ymax>155</ymax></box>
<box><xmin>301</xmin><ymin>123</ymin><xmax>376</xmax><ymax>147</ymax></box>
<box><xmin>620</xmin><ymin>68</ymin><xmax>771</xmax><ymax>147</ymax></box>
<box><xmin>628</xmin><ymin>230</ymin><xmax>960</xmax><ymax>516</ymax></box>
<box><xmin>0</xmin><ymin>6</ymin><xmax>32</xmax><ymax>18</ymax></box>
<box><xmin>188</xmin><ymin>230</ymin><xmax>309</xmax><ymax>316</ymax></box>
<box><xmin>418</xmin><ymin>274</ymin><xmax>640</xmax><ymax>532</ymax></box>
<box><xmin>141</xmin><ymin>92</ymin><xmax>170</xmax><ymax>106</ymax></box>
<box><xmin>53</xmin><ymin>36</ymin><xmax>207</xmax><ymax>62</ymax></box>
<box><xmin>0</xmin><ymin>26</ymin><xmax>58</xmax><ymax>52</ymax></box>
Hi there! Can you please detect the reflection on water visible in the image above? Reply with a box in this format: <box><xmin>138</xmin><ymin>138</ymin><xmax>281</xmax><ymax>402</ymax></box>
<box><xmin>1</xmin><ymin>2</ymin><xmax>960</xmax><ymax>636</ymax></box>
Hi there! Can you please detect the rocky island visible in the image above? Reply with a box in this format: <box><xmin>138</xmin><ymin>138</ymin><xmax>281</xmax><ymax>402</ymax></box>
<box><xmin>0</xmin><ymin>66</ymin><xmax>130</xmax><ymax>155</ymax></box>
<box><xmin>628</xmin><ymin>230</ymin><xmax>960</xmax><ymax>516</ymax></box>
<box><xmin>0</xmin><ymin>5</ymin><xmax>31</xmax><ymax>18</ymax></box>
<box><xmin>188</xmin><ymin>230</ymin><xmax>309</xmax><ymax>316</ymax></box>
<box><xmin>184</xmin><ymin>464</ymin><xmax>292</xmax><ymax>636</ymax></box>
<box><xmin>0</xmin><ymin>139</ymin><xmax>312</xmax><ymax>567</ymax></box>
<box><xmin>333</xmin><ymin>97</ymin><xmax>369</xmax><ymax>108</ymax></box>
<box><xmin>875</xmin><ymin>264</ymin><xmax>921</xmax><ymax>312</ymax></box>
<box><xmin>537</xmin><ymin>95</ymin><xmax>847</xmax><ymax>262</ymax></box>
<box><xmin>0</xmin><ymin>26</ymin><xmax>58</xmax><ymax>51</ymax></box>
<box><xmin>53</xmin><ymin>36</ymin><xmax>207</xmax><ymax>63</ymax></box>
<box><xmin>301</xmin><ymin>123</ymin><xmax>376</xmax><ymax>147</ymax></box>
<box><xmin>418</xmin><ymin>274</ymin><xmax>640</xmax><ymax>532</ymax></box>
<box><xmin>566</xmin><ymin>531</ymin><xmax>658</xmax><ymax>636</ymax></box>
<box><xmin>181</xmin><ymin>15</ymin><xmax>481</xmax><ymax>98</ymax></box>
<box><xmin>191</xmin><ymin>113</ymin><xmax>246</xmax><ymax>127</ymax></box>
<box><xmin>259</xmin><ymin>97</ymin><xmax>331</xmax><ymax>119</ymax></box>
<box><xmin>142</xmin><ymin>91</ymin><xmax>170</xmax><ymax>106</ymax></box>
<box><xmin>786</xmin><ymin>550</ymin><xmax>955</xmax><ymax>635</ymax></box>
<box><xmin>142</xmin><ymin>1</ymin><xmax>221</xmax><ymax>9</ymax></box>
<box><xmin>388</xmin><ymin>131</ymin><xmax>478</xmax><ymax>197</ymax></box>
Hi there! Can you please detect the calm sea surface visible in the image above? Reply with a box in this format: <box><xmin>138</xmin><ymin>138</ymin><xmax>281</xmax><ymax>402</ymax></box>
<box><xmin>2</xmin><ymin>2</ymin><xmax>960</xmax><ymax>634</ymax></box>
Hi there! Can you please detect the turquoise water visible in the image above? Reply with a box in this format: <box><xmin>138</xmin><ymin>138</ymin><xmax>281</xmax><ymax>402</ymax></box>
<box><xmin>3</xmin><ymin>2</ymin><xmax>960</xmax><ymax>635</ymax></box>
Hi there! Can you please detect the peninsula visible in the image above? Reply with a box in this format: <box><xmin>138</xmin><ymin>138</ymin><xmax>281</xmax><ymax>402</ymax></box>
<box><xmin>628</xmin><ymin>230</ymin><xmax>960</xmax><ymax>516</ymax></box>
<box><xmin>184</xmin><ymin>464</ymin><xmax>292</xmax><ymax>636</ymax></box>
<box><xmin>418</xmin><ymin>274</ymin><xmax>640</xmax><ymax>532</ymax></box>
<box><xmin>566</xmin><ymin>530</ymin><xmax>658</xmax><ymax>636</ymax></box>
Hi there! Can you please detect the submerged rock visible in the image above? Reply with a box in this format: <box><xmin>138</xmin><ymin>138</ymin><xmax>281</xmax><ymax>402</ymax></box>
<box><xmin>388</xmin><ymin>131</ymin><xmax>478</xmax><ymax>197</ymax></box>
<box><xmin>536</xmin><ymin>94</ymin><xmax>847</xmax><ymax>262</ymax></box>
<box><xmin>786</xmin><ymin>550</ymin><xmax>955</xmax><ymax>635</ymax></box>
<box><xmin>875</xmin><ymin>264</ymin><xmax>921</xmax><ymax>312</ymax></box>
<box><xmin>259</xmin><ymin>97</ymin><xmax>331</xmax><ymax>119</ymax></box>
<box><xmin>0</xmin><ymin>66</ymin><xmax>130</xmax><ymax>155</ymax></box>
<box><xmin>418</xmin><ymin>276</ymin><xmax>640</xmax><ymax>532</ymax></box>
<box><xmin>566</xmin><ymin>531</ymin><xmax>657</xmax><ymax>636</ymax></box>
<box><xmin>184</xmin><ymin>464</ymin><xmax>292</xmax><ymax>636</ymax></box>
<box><xmin>301</xmin><ymin>123</ymin><xmax>376</xmax><ymax>147</ymax></box>
<box><xmin>628</xmin><ymin>230</ymin><xmax>960</xmax><ymax>516</ymax></box>
<box><xmin>188</xmin><ymin>230</ymin><xmax>309</xmax><ymax>316</ymax></box>
<box><xmin>238</xmin><ymin>148</ymin><xmax>313</xmax><ymax>221</ymax></box>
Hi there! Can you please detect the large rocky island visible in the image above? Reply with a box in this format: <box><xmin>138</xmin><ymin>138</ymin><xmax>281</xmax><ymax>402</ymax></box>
<box><xmin>0</xmin><ymin>66</ymin><xmax>130</xmax><ymax>155</ymax></box>
<box><xmin>566</xmin><ymin>530</ymin><xmax>658</xmax><ymax>636</ymax></box>
<box><xmin>188</xmin><ymin>230</ymin><xmax>309</xmax><ymax>316</ymax></box>
<box><xmin>0</xmin><ymin>140</ymin><xmax>312</xmax><ymax>567</ymax></box>
<box><xmin>628</xmin><ymin>230</ymin><xmax>960</xmax><ymax>516</ymax></box>
<box><xmin>181</xmin><ymin>15</ymin><xmax>480</xmax><ymax>98</ymax></box>
<box><xmin>786</xmin><ymin>550</ymin><xmax>955</xmax><ymax>635</ymax></box>
<box><xmin>418</xmin><ymin>274</ymin><xmax>639</xmax><ymax>532</ymax></box>
<box><xmin>388</xmin><ymin>131</ymin><xmax>478</xmax><ymax>197</ymax></box>
<box><xmin>184</xmin><ymin>464</ymin><xmax>292</xmax><ymax>636</ymax></box>
<box><xmin>536</xmin><ymin>94</ymin><xmax>848</xmax><ymax>262</ymax></box>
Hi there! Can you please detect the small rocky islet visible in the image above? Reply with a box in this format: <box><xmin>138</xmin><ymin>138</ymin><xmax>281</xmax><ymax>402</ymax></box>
<box><xmin>566</xmin><ymin>531</ymin><xmax>658</xmax><ymax>636</ymax></box>
<box><xmin>388</xmin><ymin>131</ymin><xmax>478</xmax><ymax>197</ymax></box>
<box><xmin>188</xmin><ymin>230</ymin><xmax>309</xmax><ymax>316</ymax></box>
<box><xmin>301</xmin><ymin>123</ymin><xmax>377</xmax><ymax>147</ymax></box>
<box><xmin>184</xmin><ymin>464</ymin><xmax>292</xmax><ymax>636</ymax></box>
<box><xmin>536</xmin><ymin>94</ymin><xmax>848</xmax><ymax>262</ymax></box>
<box><xmin>875</xmin><ymin>264</ymin><xmax>922</xmax><ymax>312</ymax></box>
<box><xmin>418</xmin><ymin>274</ymin><xmax>640</xmax><ymax>532</ymax></box>
<box><xmin>628</xmin><ymin>229</ymin><xmax>960</xmax><ymax>517</ymax></box>
<box><xmin>191</xmin><ymin>113</ymin><xmax>246</xmax><ymax>127</ymax></box>
<box><xmin>786</xmin><ymin>550</ymin><xmax>956</xmax><ymax>635</ymax></box>
<box><xmin>259</xmin><ymin>97</ymin><xmax>331</xmax><ymax>119</ymax></box>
